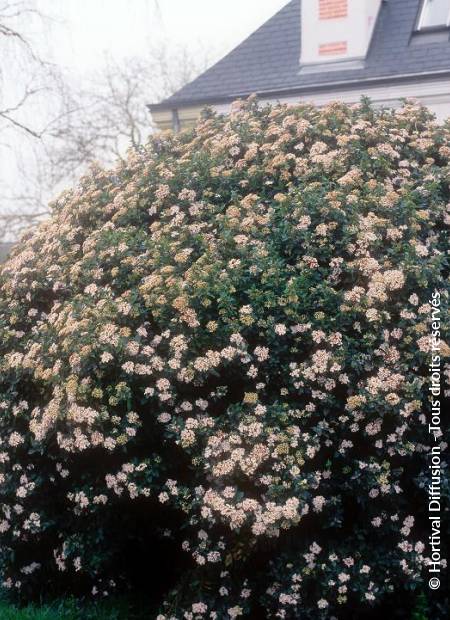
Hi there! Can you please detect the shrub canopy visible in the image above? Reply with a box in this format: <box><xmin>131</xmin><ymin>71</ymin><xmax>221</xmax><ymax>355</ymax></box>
<box><xmin>0</xmin><ymin>99</ymin><xmax>448</xmax><ymax>618</ymax></box>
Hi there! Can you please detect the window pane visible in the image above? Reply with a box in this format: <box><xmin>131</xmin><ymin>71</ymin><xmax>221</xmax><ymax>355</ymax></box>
<box><xmin>421</xmin><ymin>0</ymin><xmax>450</xmax><ymax>27</ymax></box>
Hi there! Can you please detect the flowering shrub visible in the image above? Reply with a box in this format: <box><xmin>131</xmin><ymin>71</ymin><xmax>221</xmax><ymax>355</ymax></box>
<box><xmin>0</xmin><ymin>99</ymin><xmax>448</xmax><ymax>618</ymax></box>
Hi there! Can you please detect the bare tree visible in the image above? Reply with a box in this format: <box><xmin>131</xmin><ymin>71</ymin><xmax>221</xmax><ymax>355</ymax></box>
<box><xmin>0</xmin><ymin>0</ymin><xmax>45</xmax><ymax>137</ymax></box>
<box><xmin>0</xmin><ymin>21</ymin><xmax>210</xmax><ymax>243</ymax></box>
<box><xmin>0</xmin><ymin>0</ymin><xmax>65</xmax><ymax>240</ymax></box>
<box><xmin>43</xmin><ymin>45</ymin><xmax>210</xmax><ymax>187</ymax></box>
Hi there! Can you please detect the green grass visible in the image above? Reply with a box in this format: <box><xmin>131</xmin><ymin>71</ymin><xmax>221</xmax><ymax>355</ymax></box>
<box><xmin>0</xmin><ymin>597</ymin><xmax>147</xmax><ymax>620</ymax></box>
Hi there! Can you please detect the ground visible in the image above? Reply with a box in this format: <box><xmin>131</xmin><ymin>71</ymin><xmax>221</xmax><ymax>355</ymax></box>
<box><xmin>0</xmin><ymin>598</ymin><xmax>147</xmax><ymax>620</ymax></box>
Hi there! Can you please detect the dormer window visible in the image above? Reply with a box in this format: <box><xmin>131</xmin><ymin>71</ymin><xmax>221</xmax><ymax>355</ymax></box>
<box><xmin>418</xmin><ymin>0</ymin><xmax>450</xmax><ymax>29</ymax></box>
<box><xmin>300</xmin><ymin>0</ymin><xmax>382</xmax><ymax>69</ymax></box>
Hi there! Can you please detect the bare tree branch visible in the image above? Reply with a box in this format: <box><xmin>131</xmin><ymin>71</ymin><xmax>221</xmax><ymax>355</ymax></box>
<box><xmin>0</xmin><ymin>0</ymin><xmax>212</xmax><ymax>242</ymax></box>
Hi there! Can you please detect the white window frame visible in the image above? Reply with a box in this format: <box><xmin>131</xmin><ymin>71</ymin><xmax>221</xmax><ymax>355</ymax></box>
<box><xmin>417</xmin><ymin>0</ymin><xmax>450</xmax><ymax>30</ymax></box>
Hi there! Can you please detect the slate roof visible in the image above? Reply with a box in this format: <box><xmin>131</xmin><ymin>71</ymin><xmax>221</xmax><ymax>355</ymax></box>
<box><xmin>152</xmin><ymin>0</ymin><xmax>450</xmax><ymax>110</ymax></box>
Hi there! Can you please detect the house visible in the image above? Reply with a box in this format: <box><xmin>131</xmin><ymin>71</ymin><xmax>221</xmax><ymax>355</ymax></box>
<box><xmin>0</xmin><ymin>242</ymin><xmax>13</xmax><ymax>263</ymax></box>
<box><xmin>149</xmin><ymin>0</ymin><xmax>450</xmax><ymax>131</ymax></box>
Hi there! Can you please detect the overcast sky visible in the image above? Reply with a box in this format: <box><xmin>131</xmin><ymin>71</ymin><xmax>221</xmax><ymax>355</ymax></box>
<box><xmin>1</xmin><ymin>1</ymin><xmax>291</xmax><ymax>238</ymax></box>
<box><xmin>43</xmin><ymin>0</ymin><xmax>290</xmax><ymax>73</ymax></box>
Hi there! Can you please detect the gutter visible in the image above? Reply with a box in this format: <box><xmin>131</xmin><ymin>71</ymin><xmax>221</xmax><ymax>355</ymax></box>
<box><xmin>148</xmin><ymin>69</ymin><xmax>450</xmax><ymax>112</ymax></box>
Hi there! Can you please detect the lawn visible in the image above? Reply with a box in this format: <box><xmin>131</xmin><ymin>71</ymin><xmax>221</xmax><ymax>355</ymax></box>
<box><xmin>0</xmin><ymin>598</ymin><xmax>146</xmax><ymax>620</ymax></box>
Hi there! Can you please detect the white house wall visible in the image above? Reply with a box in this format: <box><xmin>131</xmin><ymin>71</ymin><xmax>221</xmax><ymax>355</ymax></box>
<box><xmin>212</xmin><ymin>78</ymin><xmax>450</xmax><ymax>122</ymax></box>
